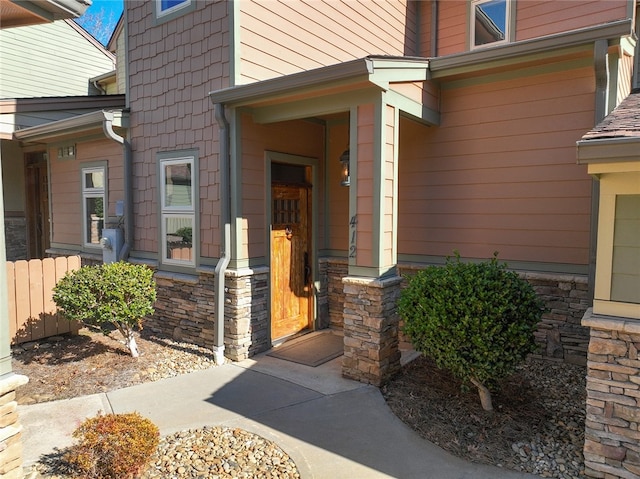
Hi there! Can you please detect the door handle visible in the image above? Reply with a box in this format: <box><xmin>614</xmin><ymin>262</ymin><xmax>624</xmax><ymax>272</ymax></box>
<box><xmin>304</xmin><ymin>252</ymin><xmax>311</xmax><ymax>285</ymax></box>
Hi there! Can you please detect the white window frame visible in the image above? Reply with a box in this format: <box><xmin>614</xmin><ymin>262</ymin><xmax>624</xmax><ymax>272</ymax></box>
<box><xmin>160</xmin><ymin>156</ymin><xmax>196</xmax><ymax>267</ymax></box>
<box><xmin>81</xmin><ymin>165</ymin><xmax>107</xmax><ymax>248</ymax></box>
<box><xmin>155</xmin><ymin>0</ymin><xmax>192</xmax><ymax>19</ymax></box>
<box><xmin>470</xmin><ymin>0</ymin><xmax>512</xmax><ymax>50</ymax></box>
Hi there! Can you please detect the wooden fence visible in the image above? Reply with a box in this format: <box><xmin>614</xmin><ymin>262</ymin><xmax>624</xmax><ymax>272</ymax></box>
<box><xmin>6</xmin><ymin>256</ymin><xmax>81</xmax><ymax>345</ymax></box>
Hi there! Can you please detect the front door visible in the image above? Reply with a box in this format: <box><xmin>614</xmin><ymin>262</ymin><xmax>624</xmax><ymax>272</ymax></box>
<box><xmin>270</xmin><ymin>183</ymin><xmax>312</xmax><ymax>340</ymax></box>
<box><xmin>25</xmin><ymin>153</ymin><xmax>50</xmax><ymax>259</ymax></box>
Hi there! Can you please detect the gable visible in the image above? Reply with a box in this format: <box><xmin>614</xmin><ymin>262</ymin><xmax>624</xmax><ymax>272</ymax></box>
<box><xmin>0</xmin><ymin>19</ymin><xmax>115</xmax><ymax>98</ymax></box>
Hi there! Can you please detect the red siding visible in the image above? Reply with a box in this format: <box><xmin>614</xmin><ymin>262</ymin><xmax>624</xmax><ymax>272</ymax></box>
<box><xmin>397</xmin><ymin>66</ymin><xmax>596</xmax><ymax>266</ymax></box>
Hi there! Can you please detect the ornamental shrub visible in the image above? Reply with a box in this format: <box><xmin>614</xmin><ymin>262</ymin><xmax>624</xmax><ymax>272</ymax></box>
<box><xmin>398</xmin><ymin>253</ymin><xmax>543</xmax><ymax>411</ymax></box>
<box><xmin>53</xmin><ymin>261</ymin><xmax>156</xmax><ymax>357</ymax></box>
<box><xmin>65</xmin><ymin>412</ymin><xmax>159</xmax><ymax>479</ymax></box>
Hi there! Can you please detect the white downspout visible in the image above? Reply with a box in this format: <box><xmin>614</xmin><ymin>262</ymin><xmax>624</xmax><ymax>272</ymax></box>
<box><xmin>212</xmin><ymin>103</ymin><xmax>231</xmax><ymax>365</ymax></box>
<box><xmin>102</xmin><ymin>110</ymin><xmax>133</xmax><ymax>260</ymax></box>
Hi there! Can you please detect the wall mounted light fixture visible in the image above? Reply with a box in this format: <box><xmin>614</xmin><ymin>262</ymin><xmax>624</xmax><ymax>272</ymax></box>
<box><xmin>340</xmin><ymin>149</ymin><xmax>350</xmax><ymax>187</ymax></box>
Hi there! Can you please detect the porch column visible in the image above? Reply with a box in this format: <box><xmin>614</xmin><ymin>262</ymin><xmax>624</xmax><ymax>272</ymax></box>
<box><xmin>0</xmin><ymin>158</ymin><xmax>29</xmax><ymax>479</ymax></box>
<box><xmin>342</xmin><ymin>100</ymin><xmax>402</xmax><ymax>386</ymax></box>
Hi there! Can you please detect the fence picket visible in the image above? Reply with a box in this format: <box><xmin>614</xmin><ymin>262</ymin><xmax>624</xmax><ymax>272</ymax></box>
<box><xmin>8</xmin><ymin>256</ymin><xmax>81</xmax><ymax>344</ymax></box>
<box><xmin>42</xmin><ymin>258</ymin><xmax>58</xmax><ymax>337</ymax></box>
<box><xmin>6</xmin><ymin>262</ymin><xmax>16</xmax><ymax>340</ymax></box>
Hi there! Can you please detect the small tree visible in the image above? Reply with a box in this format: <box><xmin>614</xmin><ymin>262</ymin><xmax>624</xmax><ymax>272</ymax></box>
<box><xmin>398</xmin><ymin>253</ymin><xmax>543</xmax><ymax>411</ymax></box>
<box><xmin>53</xmin><ymin>262</ymin><xmax>157</xmax><ymax>357</ymax></box>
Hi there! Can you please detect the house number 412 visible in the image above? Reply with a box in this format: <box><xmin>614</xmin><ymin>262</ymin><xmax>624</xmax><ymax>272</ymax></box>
<box><xmin>349</xmin><ymin>215</ymin><xmax>357</xmax><ymax>258</ymax></box>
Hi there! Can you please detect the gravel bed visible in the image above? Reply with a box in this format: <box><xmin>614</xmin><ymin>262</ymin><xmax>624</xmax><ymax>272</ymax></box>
<box><xmin>143</xmin><ymin>427</ymin><xmax>300</xmax><ymax>479</ymax></box>
<box><xmin>32</xmin><ymin>426</ymin><xmax>300</xmax><ymax>479</ymax></box>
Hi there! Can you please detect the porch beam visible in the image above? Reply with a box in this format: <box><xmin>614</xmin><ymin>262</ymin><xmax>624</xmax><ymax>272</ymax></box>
<box><xmin>250</xmin><ymin>88</ymin><xmax>380</xmax><ymax>124</ymax></box>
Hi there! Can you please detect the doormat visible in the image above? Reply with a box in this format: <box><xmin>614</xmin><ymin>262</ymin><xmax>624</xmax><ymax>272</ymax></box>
<box><xmin>267</xmin><ymin>332</ymin><xmax>344</xmax><ymax>367</ymax></box>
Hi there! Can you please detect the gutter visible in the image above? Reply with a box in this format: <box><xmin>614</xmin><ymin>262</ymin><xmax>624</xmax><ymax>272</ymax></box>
<box><xmin>212</xmin><ymin>103</ymin><xmax>231</xmax><ymax>365</ymax></box>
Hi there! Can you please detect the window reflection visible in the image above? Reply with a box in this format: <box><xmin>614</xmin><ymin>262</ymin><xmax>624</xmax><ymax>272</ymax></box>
<box><xmin>474</xmin><ymin>0</ymin><xmax>507</xmax><ymax>47</ymax></box>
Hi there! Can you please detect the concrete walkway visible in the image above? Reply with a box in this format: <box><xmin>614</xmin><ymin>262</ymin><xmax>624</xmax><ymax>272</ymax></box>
<box><xmin>20</xmin><ymin>351</ymin><xmax>536</xmax><ymax>479</ymax></box>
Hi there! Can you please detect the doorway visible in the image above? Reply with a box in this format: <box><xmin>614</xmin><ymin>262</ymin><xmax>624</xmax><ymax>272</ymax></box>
<box><xmin>25</xmin><ymin>152</ymin><xmax>50</xmax><ymax>259</ymax></box>
<box><xmin>270</xmin><ymin>162</ymin><xmax>313</xmax><ymax>341</ymax></box>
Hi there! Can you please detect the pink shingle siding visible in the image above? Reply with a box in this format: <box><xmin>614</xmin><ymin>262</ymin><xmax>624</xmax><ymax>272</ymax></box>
<box><xmin>126</xmin><ymin>1</ymin><xmax>229</xmax><ymax>257</ymax></box>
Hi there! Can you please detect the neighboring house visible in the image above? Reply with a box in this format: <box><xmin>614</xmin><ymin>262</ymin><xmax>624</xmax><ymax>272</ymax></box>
<box><xmin>576</xmin><ymin>91</ymin><xmax>640</xmax><ymax>478</ymax></box>
<box><xmin>117</xmin><ymin>0</ymin><xmax>637</xmax><ymax>377</ymax></box>
<box><xmin>0</xmin><ymin>16</ymin><xmax>125</xmax><ymax>261</ymax></box>
<box><xmin>0</xmin><ymin>3</ymin><xmax>94</xmax><ymax>478</ymax></box>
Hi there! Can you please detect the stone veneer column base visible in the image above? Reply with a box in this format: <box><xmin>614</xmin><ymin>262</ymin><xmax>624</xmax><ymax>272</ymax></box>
<box><xmin>0</xmin><ymin>374</ymin><xmax>28</xmax><ymax>479</ymax></box>
<box><xmin>582</xmin><ymin>308</ymin><xmax>640</xmax><ymax>479</ymax></box>
<box><xmin>342</xmin><ymin>275</ymin><xmax>402</xmax><ymax>387</ymax></box>
<box><xmin>224</xmin><ymin>267</ymin><xmax>269</xmax><ymax>361</ymax></box>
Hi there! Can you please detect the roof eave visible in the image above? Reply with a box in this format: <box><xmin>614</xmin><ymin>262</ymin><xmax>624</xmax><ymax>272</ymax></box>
<box><xmin>576</xmin><ymin>136</ymin><xmax>640</xmax><ymax>165</ymax></box>
<box><xmin>14</xmin><ymin>109</ymin><xmax>127</xmax><ymax>143</ymax></box>
<box><xmin>209</xmin><ymin>56</ymin><xmax>430</xmax><ymax>107</ymax></box>
<box><xmin>430</xmin><ymin>19</ymin><xmax>633</xmax><ymax>78</ymax></box>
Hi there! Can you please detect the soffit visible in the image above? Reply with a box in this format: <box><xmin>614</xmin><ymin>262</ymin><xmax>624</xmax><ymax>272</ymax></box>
<box><xmin>0</xmin><ymin>0</ymin><xmax>90</xmax><ymax>28</ymax></box>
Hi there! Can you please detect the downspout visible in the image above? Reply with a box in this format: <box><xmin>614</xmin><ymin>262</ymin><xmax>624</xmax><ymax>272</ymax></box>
<box><xmin>587</xmin><ymin>39</ymin><xmax>609</xmax><ymax>301</ymax></box>
<box><xmin>431</xmin><ymin>0</ymin><xmax>438</xmax><ymax>58</ymax></box>
<box><xmin>102</xmin><ymin>110</ymin><xmax>133</xmax><ymax>260</ymax></box>
<box><xmin>212</xmin><ymin>103</ymin><xmax>231</xmax><ymax>365</ymax></box>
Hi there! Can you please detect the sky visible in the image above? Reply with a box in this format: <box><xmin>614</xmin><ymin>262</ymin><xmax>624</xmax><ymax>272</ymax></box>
<box><xmin>75</xmin><ymin>0</ymin><xmax>124</xmax><ymax>46</ymax></box>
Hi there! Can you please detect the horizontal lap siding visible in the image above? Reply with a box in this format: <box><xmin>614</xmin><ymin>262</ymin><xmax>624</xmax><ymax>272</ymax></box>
<box><xmin>437</xmin><ymin>1</ymin><xmax>466</xmax><ymax>56</ymax></box>
<box><xmin>240</xmin><ymin>114</ymin><xmax>325</xmax><ymax>260</ymax></box>
<box><xmin>49</xmin><ymin>139</ymin><xmax>123</xmax><ymax>246</ymax></box>
<box><xmin>238</xmin><ymin>0</ymin><xmax>417</xmax><ymax>83</ymax></box>
<box><xmin>436</xmin><ymin>1</ymin><xmax>628</xmax><ymax>57</ymax></box>
<box><xmin>397</xmin><ymin>67</ymin><xmax>595</xmax><ymax>266</ymax></box>
<box><xmin>516</xmin><ymin>1</ymin><xmax>629</xmax><ymax>41</ymax></box>
<box><xmin>127</xmin><ymin>2</ymin><xmax>229</xmax><ymax>257</ymax></box>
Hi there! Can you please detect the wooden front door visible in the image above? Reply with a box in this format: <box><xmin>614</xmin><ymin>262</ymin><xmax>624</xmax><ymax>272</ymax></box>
<box><xmin>270</xmin><ymin>184</ymin><xmax>312</xmax><ymax>340</ymax></box>
<box><xmin>26</xmin><ymin>155</ymin><xmax>50</xmax><ymax>259</ymax></box>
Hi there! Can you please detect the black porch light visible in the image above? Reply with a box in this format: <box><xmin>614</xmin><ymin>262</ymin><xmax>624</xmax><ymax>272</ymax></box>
<box><xmin>339</xmin><ymin>149</ymin><xmax>350</xmax><ymax>187</ymax></box>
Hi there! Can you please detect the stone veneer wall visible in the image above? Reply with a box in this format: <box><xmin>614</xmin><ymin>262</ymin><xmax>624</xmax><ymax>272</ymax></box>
<box><xmin>4</xmin><ymin>217</ymin><xmax>27</xmax><ymax>262</ymax></box>
<box><xmin>320</xmin><ymin>258</ymin><xmax>591</xmax><ymax>365</ymax></box>
<box><xmin>342</xmin><ymin>275</ymin><xmax>402</xmax><ymax>386</ymax></box>
<box><xmin>224</xmin><ymin>267</ymin><xmax>269</xmax><ymax>361</ymax></box>
<box><xmin>150</xmin><ymin>267</ymin><xmax>270</xmax><ymax>361</ymax></box>
<box><xmin>319</xmin><ymin>258</ymin><xmax>348</xmax><ymax>330</ymax></box>
<box><xmin>0</xmin><ymin>374</ymin><xmax>28</xmax><ymax>479</ymax></box>
<box><xmin>150</xmin><ymin>271</ymin><xmax>216</xmax><ymax>347</ymax></box>
<box><xmin>582</xmin><ymin>309</ymin><xmax>640</xmax><ymax>479</ymax></box>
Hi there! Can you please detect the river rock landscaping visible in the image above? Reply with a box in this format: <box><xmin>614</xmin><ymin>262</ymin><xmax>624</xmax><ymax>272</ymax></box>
<box><xmin>15</xmin><ymin>327</ymin><xmax>586</xmax><ymax>478</ymax></box>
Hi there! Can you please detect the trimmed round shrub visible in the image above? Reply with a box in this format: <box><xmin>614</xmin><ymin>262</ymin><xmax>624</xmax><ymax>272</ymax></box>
<box><xmin>398</xmin><ymin>253</ymin><xmax>544</xmax><ymax>411</ymax></box>
<box><xmin>53</xmin><ymin>261</ymin><xmax>156</xmax><ymax>356</ymax></box>
<box><xmin>65</xmin><ymin>412</ymin><xmax>159</xmax><ymax>479</ymax></box>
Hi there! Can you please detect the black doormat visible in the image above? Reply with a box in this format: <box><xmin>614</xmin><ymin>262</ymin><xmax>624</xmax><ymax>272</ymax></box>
<box><xmin>267</xmin><ymin>332</ymin><xmax>344</xmax><ymax>367</ymax></box>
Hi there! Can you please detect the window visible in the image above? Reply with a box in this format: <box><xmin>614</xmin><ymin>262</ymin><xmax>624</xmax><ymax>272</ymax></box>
<box><xmin>611</xmin><ymin>195</ymin><xmax>640</xmax><ymax>304</ymax></box>
<box><xmin>470</xmin><ymin>0</ymin><xmax>512</xmax><ymax>49</ymax></box>
<box><xmin>155</xmin><ymin>0</ymin><xmax>193</xmax><ymax>22</ymax></box>
<box><xmin>160</xmin><ymin>156</ymin><xmax>195</xmax><ymax>266</ymax></box>
<box><xmin>82</xmin><ymin>166</ymin><xmax>106</xmax><ymax>247</ymax></box>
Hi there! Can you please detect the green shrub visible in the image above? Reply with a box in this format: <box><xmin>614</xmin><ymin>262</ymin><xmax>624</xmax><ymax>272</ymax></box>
<box><xmin>175</xmin><ymin>226</ymin><xmax>192</xmax><ymax>244</ymax></box>
<box><xmin>65</xmin><ymin>412</ymin><xmax>159</xmax><ymax>479</ymax></box>
<box><xmin>53</xmin><ymin>262</ymin><xmax>156</xmax><ymax>357</ymax></box>
<box><xmin>398</xmin><ymin>253</ymin><xmax>543</xmax><ymax>411</ymax></box>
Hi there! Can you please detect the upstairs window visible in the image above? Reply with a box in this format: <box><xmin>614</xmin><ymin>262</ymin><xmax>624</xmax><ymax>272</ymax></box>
<box><xmin>471</xmin><ymin>0</ymin><xmax>512</xmax><ymax>49</ymax></box>
<box><xmin>82</xmin><ymin>166</ymin><xmax>106</xmax><ymax>248</ymax></box>
<box><xmin>154</xmin><ymin>0</ymin><xmax>193</xmax><ymax>23</ymax></box>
